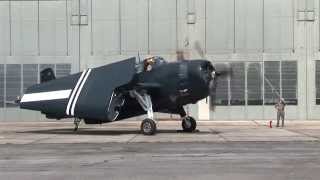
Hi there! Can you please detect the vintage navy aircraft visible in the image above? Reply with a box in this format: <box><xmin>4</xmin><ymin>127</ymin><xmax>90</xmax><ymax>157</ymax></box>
<box><xmin>18</xmin><ymin>55</ymin><xmax>231</xmax><ymax>135</ymax></box>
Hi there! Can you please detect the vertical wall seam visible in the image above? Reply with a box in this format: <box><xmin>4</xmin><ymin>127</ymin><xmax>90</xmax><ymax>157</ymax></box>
<box><xmin>37</xmin><ymin>0</ymin><xmax>40</xmax><ymax>56</ymax></box>
<box><xmin>4</xmin><ymin>64</ymin><xmax>6</xmax><ymax>109</ymax></box>
<box><xmin>9</xmin><ymin>0</ymin><xmax>12</xmax><ymax>56</ymax></box>
<box><xmin>304</xmin><ymin>0</ymin><xmax>308</xmax><ymax>119</ymax></box>
<box><xmin>292</xmin><ymin>0</ymin><xmax>295</xmax><ymax>53</ymax></box>
<box><xmin>37</xmin><ymin>64</ymin><xmax>40</xmax><ymax>83</ymax></box>
<box><xmin>233</xmin><ymin>0</ymin><xmax>236</xmax><ymax>53</ymax></box>
<box><xmin>227</xmin><ymin>67</ymin><xmax>231</xmax><ymax>120</ymax></box>
<box><xmin>175</xmin><ymin>0</ymin><xmax>178</xmax><ymax>51</ymax></box>
<box><xmin>261</xmin><ymin>60</ymin><xmax>264</xmax><ymax>118</ymax></box>
<box><xmin>90</xmin><ymin>0</ymin><xmax>93</xmax><ymax>55</ymax></box>
<box><xmin>262</xmin><ymin>0</ymin><xmax>264</xmax><ymax>53</ymax></box>
<box><xmin>204</xmin><ymin>0</ymin><xmax>207</xmax><ymax>53</ymax></box>
<box><xmin>78</xmin><ymin>0</ymin><xmax>81</xmax><ymax>71</ymax></box>
<box><xmin>244</xmin><ymin>62</ymin><xmax>248</xmax><ymax>120</ymax></box>
<box><xmin>306</xmin><ymin>37</ymin><xmax>308</xmax><ymax>119</ymax></box>
<box><xmin>295</xmin><ymin>61</ymin><xmax>298</xmax><ymax>104</ymax></box>
<box><xmin>21</xmin><ymin>64</ymin><xmax>23</xmax><ymax>96</ymax></box>
<box><xmin>228</xmin><ymin>69</ymin><xmax>231</xmax><ymax>106</ymax></box>
<box><xmin>66</xmin><ymin>0</ymin><xmax>69</xmax><ymax>55</ymax></box>
<box><xmin>119</xmin><ymin>0</ymin><xmax>122</xmax><ymax>54</ymax></box>
<box><xmin>280</xmin><ymin>61</ymin><xmax>282</xmax><ymax>98</ymax></box>
<box><xmin>147</xmin><ymin>0</ymin><xmax>150</xmax><ymax>54</ymax></box>
<box><xmin>1</xmin><ymin>66</ymin><xmax>3</xmax><ymax>108</ymax></box>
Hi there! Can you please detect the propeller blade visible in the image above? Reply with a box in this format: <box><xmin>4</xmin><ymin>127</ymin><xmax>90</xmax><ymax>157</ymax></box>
<box><xmin>194</xmin><ymin>40</ymin><xmax>206</xmax><ymax>59</ymax></box>
<box><xmin>193</xmin><ymin>40</ymin><xmax>232</xmax><ymax>112</ymax></box>
<box><xmin>214</xmin><ymin>63</ymin><xmax>233</xmax><ymax>78</ymax></box>
<box><xmin>208</xmin><ymin>79</ymin><xmax>217</xmax><ymax>111</ymax></box>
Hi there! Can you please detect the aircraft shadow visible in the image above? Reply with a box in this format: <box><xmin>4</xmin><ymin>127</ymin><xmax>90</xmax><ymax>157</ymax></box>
<box><xmin>17</xmin><ymin>128</ymin><xmax>213</xmax><ymax>136</ymax></box>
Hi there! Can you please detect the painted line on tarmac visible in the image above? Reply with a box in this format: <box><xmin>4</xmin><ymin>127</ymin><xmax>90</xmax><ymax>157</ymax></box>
<box><xmin>285</xmin><ymin>129</ymin><xmax>320</xmax><ymax>141</ymax></box>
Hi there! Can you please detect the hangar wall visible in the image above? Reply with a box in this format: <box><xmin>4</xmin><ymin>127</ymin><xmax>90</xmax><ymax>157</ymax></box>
<box><xmin>0</xmin><ymin>0</ymin><xmax>319</xmax><ymax>121</ymax></box>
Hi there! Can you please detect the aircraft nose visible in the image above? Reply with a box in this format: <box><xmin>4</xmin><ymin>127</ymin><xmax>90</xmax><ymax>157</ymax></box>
<box><xmin>200</xmin><ymin>61</ymin><xmax>215</xmax><ymax>83</ymax></box>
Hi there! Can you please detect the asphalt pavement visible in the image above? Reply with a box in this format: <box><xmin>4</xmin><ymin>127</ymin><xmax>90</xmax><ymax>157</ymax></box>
<box><xmin>0</xmin><ymin>120</ymin><xmax>320</xmax><ymax>180</ymax></box>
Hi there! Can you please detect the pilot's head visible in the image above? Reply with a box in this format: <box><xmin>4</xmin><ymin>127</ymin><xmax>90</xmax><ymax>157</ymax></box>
<box><xmin>143</xmin><ymin>57</ymin><xmax>155</xmax><ymax>71</ymax></box>
<box><xmin>176</xmin><ymin>50</ymin><xmax>185</xmax><ymax>61</ymax></box>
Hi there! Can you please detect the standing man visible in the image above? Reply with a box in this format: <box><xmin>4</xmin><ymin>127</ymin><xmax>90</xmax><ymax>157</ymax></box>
<box><xmin>275</xmin><ymin>98</ymin><xmax>286</xmax><ymax>127</ymax></box>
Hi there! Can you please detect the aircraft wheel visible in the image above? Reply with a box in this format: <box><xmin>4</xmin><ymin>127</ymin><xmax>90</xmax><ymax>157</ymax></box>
<box><xmin>141</xmin><ymin>118</ymin><xmax>157</xmax><ymax>135</ymax></box>
<box><xmin>182</xmin><ymin>116</ymin><xmax>197</xmax><ymax>132</ymax></box>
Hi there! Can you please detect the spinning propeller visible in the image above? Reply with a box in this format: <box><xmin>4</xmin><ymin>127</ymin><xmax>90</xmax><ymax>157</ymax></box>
<box><xmin>193</xmin><ymin>40</ymin><xmax>233</xmax><ymax>111</ymax></box>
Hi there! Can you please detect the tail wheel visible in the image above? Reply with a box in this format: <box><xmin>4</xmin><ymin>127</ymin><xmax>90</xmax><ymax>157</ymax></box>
<box><xmin>141</xmin><ymin>118</ymin><xmax>157</xmax><ymax>135</ymax></box>
<box><xmin>182</xmin><ymin>116</ymin><xmax>197</xmax><ymax>132</ymax></box>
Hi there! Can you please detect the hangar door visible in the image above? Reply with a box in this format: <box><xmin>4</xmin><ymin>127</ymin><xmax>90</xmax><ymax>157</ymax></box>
<box><xmin>0</xmin><ymin>0</ymin><xmax>80</xmax><ymax>121</ymax></box>
<box><xmin>0</xmin><ymin>0</ymin><xmax>177</xmax><ymax>121</ymax></box>
<box><xmin>75</xmin><ymin>0</ymin><xmax>179</xmax><ymax>120</ymax></box>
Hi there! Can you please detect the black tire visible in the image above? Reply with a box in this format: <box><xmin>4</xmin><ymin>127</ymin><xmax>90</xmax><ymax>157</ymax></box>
<box><xmin>182</xmin><ymin>116</ymin><xmax>197</xmax><ymax>132</ymax></box>
<box><xmin>141</xmin><ymin>118</ymin><xmax>157</xmax><ymax>135</ymax></box>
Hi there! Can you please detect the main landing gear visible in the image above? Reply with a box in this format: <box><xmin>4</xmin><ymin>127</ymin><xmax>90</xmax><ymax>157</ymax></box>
<box><xmin>131</xmin><ymin>90</ymin><xmax>157</xmax><ymax>135</ymax></box>
<box><xmin>141</xmin><ymin>118</ymin><xmax>157</xmax><ymax>135</ymax></box>
<box><xmin>178</xmin><ymin>107</ymin><xmax>197</xmax><ymax>132</ymax></box>
<box><xmin>182</xmin><ymin>116</ymin><xmax>197</xmax><ymax>132</ymax></box>
<box><xmin>131</xmin><ymin>91</ymin><xmax>197</xmax><ymax>135</ymax></box>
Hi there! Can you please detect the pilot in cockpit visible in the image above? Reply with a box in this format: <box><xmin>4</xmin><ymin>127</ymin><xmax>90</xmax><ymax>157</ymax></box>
<box><xmin>143</xmin><ymin>56</ymin><xmax>166</xmax><ymax>72</ymax></box>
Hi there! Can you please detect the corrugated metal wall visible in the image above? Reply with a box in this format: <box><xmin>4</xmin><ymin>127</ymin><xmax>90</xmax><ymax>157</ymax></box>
<box><xmin>0</xmin><ymin>0</ymin><xmax>319</xmax><ymax>121</ymax></box>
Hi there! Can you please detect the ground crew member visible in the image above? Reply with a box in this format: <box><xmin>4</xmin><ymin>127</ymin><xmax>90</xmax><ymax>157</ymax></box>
<box><xmin>275</xmin><ymin>98</ymin><xmax>286</xmax><ymax>127</ymax></box>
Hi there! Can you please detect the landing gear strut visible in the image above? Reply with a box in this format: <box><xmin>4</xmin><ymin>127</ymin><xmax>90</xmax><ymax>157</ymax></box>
<box><xmin>107</xmin><ymin>92</ymin><xmax>125</xmax><ymax>121</ymax></box>
<box><xmin>131</xmin><ymin>90</ymin><xmax>157</xmax><ymax>135</ymax></box>
<box><xmin>73</xmin><ymin>118</ymin><xmax>81</xmax><ymax>131</ymax></box>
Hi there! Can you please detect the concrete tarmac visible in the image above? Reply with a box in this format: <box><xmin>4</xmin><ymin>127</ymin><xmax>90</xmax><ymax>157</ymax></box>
<box><xmin>1</xmin><ymin>120</ymin><xmax>320</xmax><ymax>179</ymax></box>
<box><xmin>1</xmin><ymin>120</ymin><xmax>320</xmax><ymax>144</ymax></box>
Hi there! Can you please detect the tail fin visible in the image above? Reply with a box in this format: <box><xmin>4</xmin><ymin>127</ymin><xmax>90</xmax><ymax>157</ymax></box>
<box><xmin>40</xmin><ymin>68</ymin><xmax>56</xmax><ymax>83</ymax></box>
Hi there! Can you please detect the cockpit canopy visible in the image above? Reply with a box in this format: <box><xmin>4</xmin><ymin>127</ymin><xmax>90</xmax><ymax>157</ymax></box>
<box><xmin>137</xmin><ymin>56</ymin><xmax>167</xmax><ymax>73</ymax></box>
<box><xmin>144</xmin><ymin>56</ymin><xmax>166</xmax><ymax>66</ymax></box>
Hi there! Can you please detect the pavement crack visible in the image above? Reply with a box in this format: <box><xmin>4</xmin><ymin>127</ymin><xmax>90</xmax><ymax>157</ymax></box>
<box><xmin>285</xmin><ymin>129</ymin><xmax>320</xmax><ymax>141</ymax></box>
<box><xmin>81</xmin><ymin>160</ymin><xmax>110</xmax><ymax>167</ymax></box>
<box><xmin>252</xmin><ymin>120</ymin><xmax>260</xmax><ymax>126</ymax></box>
<box><xmin>126</xmin><ymin>134</ymin><xmax>138</xmax><ymax>144</ymax></box>
<box><xmin>30</xmin><ymin>135</ymin><xmax>58</xmax><ymax>144</ymax></box>
<box><xmin>209</xmin><ymin>128</ymin><xmax>228</xmax><ymax>142</ymax></box>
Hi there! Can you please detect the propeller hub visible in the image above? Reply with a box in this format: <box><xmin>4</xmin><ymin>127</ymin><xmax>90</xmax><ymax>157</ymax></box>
<box><xmin>211</xmin><ymin>71</ymin><xmax>216</xmax><ymax>79</ymax></box>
